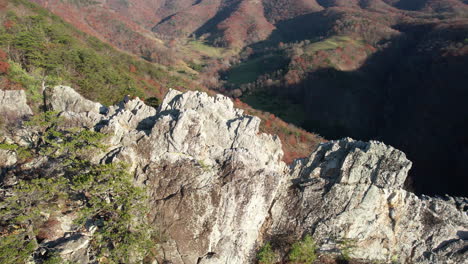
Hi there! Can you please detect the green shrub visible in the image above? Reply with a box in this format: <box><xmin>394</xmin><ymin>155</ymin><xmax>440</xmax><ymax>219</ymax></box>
<box><xmin>6</xmin><ymin>61</ymin><xmax>42</xmax><ymax>103</ymax></box>
<box><xmin>145</xmin><ymin>97</ymin><xmax>160</xmax><ymax>108</ymax></box>
<box><xmin>0</xmin><ymin>143</ymin><xmax>33</xmax><ymax>160</ymax></box>
<box><xmin>0</xmin><ymin>4</ymin><xmax>170</xmax><ymax>106</ymax></box>
<box><xmin>73</xmin><ymin>162</ymin><xmax>155</xmax><ymax>263</ymax></box>
<box><xmin>257</xmin><ymin>242</ymin><xmax>277</xmax><ymax>264</ymax></box>
<box><xmin>0</xmin><ymin>112</ymin><xmax>156</xmax><ymax>263</ymax></box>
<box><xmin>288</xmin><ymin>235</ymin><xmax>317</xmax><ymax>264</ymax></box>
<box><xmin>337</xmin><ymin>238</ymin><xmax>356</xmax><ymax>261</ymax></box>
<box><xmin>0</xmin><ymin>174</ymin><xmax>68</xmax><ymax>264</ymax></box>
<box><xmin>187</xmin><ymin>61</ymin><xmax>204</xmax><ymax>72</ymax></box>
<box><xmin>0</xmin><ymin>232</ymin><xmax>37</xmax><ymax>264</ymax></box>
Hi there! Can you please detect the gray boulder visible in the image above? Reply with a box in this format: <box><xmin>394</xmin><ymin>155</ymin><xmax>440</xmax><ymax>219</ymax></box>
<box><xmin>270</xmin><ymin>139</ymin><xmax>467</xmax><ymax>263</ymax></box>
<box><xmin>94</xmin><ymin>89</ymin><xmax>285</xmax><ymax>263</ymax></box>
<box><xmin>0</xmin><ymin>89</ymin><xmax>32</xmax><ymax>122</ymax></box>
<box><xmin>45</xmin><ymin>85</ymin><xmax>107</xmax><ymax>114</ymax></box>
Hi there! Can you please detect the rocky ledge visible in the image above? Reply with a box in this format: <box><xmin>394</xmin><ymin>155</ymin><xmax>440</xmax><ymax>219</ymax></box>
<box><xmin>1</xmin><ymin>86</ymin><xmax>467</xmax><ymax>264</ymax></box>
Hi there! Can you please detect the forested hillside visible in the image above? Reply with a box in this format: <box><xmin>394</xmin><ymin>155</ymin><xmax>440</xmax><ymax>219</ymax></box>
<box><xmin>0</xmin><ymin>0</ymin><xmax>199</xmax><ymax>108</ymax></box>
<box><xmin>7</xmin><ymin>0</ymin><xmax>468</xmax><ymax>195</ymax></box>
<box><xmin>0</xmin><ymin>0</ymin><xmax>467</xmax><ymax>263</ymax></box>
<box><xmin>217</xmin><ymin>1</ymin><xmax>468</xmax><ymax>196</ymax></box>
<box><xmin>0</xmin><ymin>0</ymin><xmax>322</xmax><ymax>164</ymax></box>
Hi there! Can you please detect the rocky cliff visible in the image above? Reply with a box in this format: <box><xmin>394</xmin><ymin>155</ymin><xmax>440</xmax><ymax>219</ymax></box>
<box><xmin>0</xmin><ymin>86</ymin><xmax>467</xmax><ymax>264</ymax></box>
<box><xmin>0</xmin><ymin>90</ymin><xmax>33</xmax><ymax>122</ymax></box>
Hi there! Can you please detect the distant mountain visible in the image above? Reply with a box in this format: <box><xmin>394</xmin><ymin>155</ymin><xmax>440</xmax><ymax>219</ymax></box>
<box><xmin>0</xmin><ymin>0</ymin><xmax>199</xmax><ymax>106</ymax></box>
<box><xmin>24</xmin><ymin>0</ymin><xmax>315</xmax><ymax>50</ymax></box>
<box><xmin>29</xmin><ymin>0</ymin><xmax>467</xmax><ymax>51</ymax></box>
<box><xmin>0</xmin><ymin>0</ymin><xmax>322</xmax><ymax>166</ymax></box>
<box><xmin>25</xmin><ymin>0</ymin><xmax>468</xmax><ymax>196</ymax></box>
<box><xmin>218</xmin><ymin>1</ymin><xmax>468</xmax><ymax>196</ymax></box>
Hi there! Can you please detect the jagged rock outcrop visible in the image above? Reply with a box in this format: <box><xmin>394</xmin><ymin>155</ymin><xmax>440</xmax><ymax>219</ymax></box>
<box><xmin>0</xmin><ymin>89</ymin><xmax>32</xmax><ymax>177</ymax></box>
<box><xmin>1</xmin><ymin>86</ymin><xmax>467</xmax><ymax>264</ymax></box>
<box><xmin>269</xmin><ymin>139</ymin><xmax>467</xmax><ymax>263</ymax></box>
<box><xmin>0</xmin><ymin>89</ymin><xmax>32</xmax><ymax>122</ymax></box>
<box><xmin>45</xmin><ymin>86</ymin><xmax>285</xmax><ymax>263</ymax></box>
<box><xmin>45</xmin><ymin>85</ymin><xmax>107</xmax><ymax>115</ymax></box>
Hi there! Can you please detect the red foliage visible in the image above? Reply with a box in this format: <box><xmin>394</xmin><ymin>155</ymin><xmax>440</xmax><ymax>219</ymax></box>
<box><xmin>129</xmin><ymin>64</ymin><xmax>137</xmax><ymax>73</ymax></box>
<box><xmin>288</xmin><ymin>134</ymin><xmax>297</xmax><ymax>145</ymax></box>
<box><xmin>283</xmin><ymin>151</ymin><xmax>293</xmax><ymax>164</ymax></box>
<box><xmin>300</xmin><ymin>134</ymin><xmax>307</xmax><ymax>143</ymax></box>
<box><xmin>1</xmin><ymin>78</ymin><xmax>24</xmax><ymax>90</ymax></box>
<box><xmin>0</xmin><ymin>49</ymin><xmax>7</xmax><ymax>60</ymax></box>
<box><xmin>282</xmin><ymin>150</ymin><xmax>302</xmax><ymax>164</ymax></box>
<box><xmin>365</xmin><ymin>44</ymin><xmax>377</xmax><ymax>52</ymax></box>
<box><xmin>0</xmin><ymin>49</ymin><xmax>9</xmax><ymax>74</ymax></box>
<box><xmin>285</xmin><ymin>70</ymin><xmax>301</xmax><ymax>85</ymax></box>
<box><xmin>215</xmin><ymin>0</ymin><xmax>275</xmax><ymax>48</ymax></box>
<box><xmin>0</xmin><ymin>61</ymin><xmax>10</xmax><ymax>74</ymax></box>
<box><xmin>233</xmin><ymin>98</ymin><xmax>248</xmax><ymax>108</ymax></box>
<box><xmin>3</xmin><ymin>20</ymin><xmax>14</xmax><ymax>29</ymax></box>
<box><xmin>0</xmin><ymin>0</ymin><xmax>7</xmax><ymax>10</ymax></box>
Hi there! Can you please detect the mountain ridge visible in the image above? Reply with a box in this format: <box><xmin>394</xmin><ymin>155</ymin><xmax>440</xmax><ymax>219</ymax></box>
<box><xmin>0</xmin><ymin>85</ymin><xmax>466</xmax><ymax>263</ymax></box>
<box><xmin>1</xmin><ymin>1</ymin><xmax>467</xmax><ymax>263</ymax></box>
<box><xmin>0</xmin><ymin>0</ymin><xmax>323</xmax><ymax>166</ymax></box>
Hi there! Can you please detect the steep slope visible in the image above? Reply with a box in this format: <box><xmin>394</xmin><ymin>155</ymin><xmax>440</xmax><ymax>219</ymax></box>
<box><xmin>245</xmin><ymin>20</ymin><xmax>468</xmax><ymax>196</ymax></box>
<box><xmin>1</xmin><ymin>86</ymin><xmax>466</xmax><ymax>264</ymax></box>
<box><xmin>262</xmin><ymin>0</ymin><xmax>324</xmax><ymax>23</ymax></box>
<box><xmin>151</xmin><ymin>0</ymin><xmax>222</xmax><ymax>39</ymax></box>
<box><xmin>208</xmin><ymin>0</ymin><xmax>275</xmax><ymax>48</ymax></box>
<box><xmin>28</xmin><ymin>0</ymin><xmax>177</xmax><ymax>64</ymax></box>
<box><xmin>220</xmin><ymin>1</ymin><xmax>468</xmax><ymax>196</ymax></box>
<box><xmin>22</xmin><ymin>0</ymin><xmax>468</xmax><ymax>197</ymax></box>
<box><xmin>0</xmin><ymin>0</ymin><xmax>201</xmax><ymax>108</ymax></box>
<box><xmin>29</xmin><ymin>0</ymin><xmax>323</xmax><ymax>50</ymax></box>
<box><xmin>29</xmin><ymin>0</ymin><xmax>468</xmax><ymax>50</ymax></box>
<box><xmin>392</xmin><ymin>0</ymin><xmax>468</xmax><ymax>14</ymax></box>
<box><xmin>153</xmin><ymin>0</ymin><xmax>277</xmax><ymax>48</ymax></box>
<box><xmin>0</xmin><ymin>0</ymin><xmax>323</xmax><ymax>165</ymax></box>
<box><xmin>31</xmin><ymin>0</ymin><xmax>270</xmax><ymax>51</ymax></box>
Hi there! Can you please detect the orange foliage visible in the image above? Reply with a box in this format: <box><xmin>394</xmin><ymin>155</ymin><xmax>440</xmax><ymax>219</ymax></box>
<box><xmin>0</xmin><ymin>61</ymin><xmax>10</xmax><ymax>74</ymax></box>
<box><xmin>0</xmin><ymin>78</ymin><xmax>24</xmax><ymax>90</ymax></box>
<box><xmin>3</xmin><ymin>20</ymin><xmax>14</xmax><ymax>29</ymax></box>
<box><xmin>0</xmin><ymin>49</ymin><xmax>9</xmax><ymax>74</ymax></box>
<box><xmin>288</xmin><ymin>134</ymin><xmax>297</xmax><ymax>145</ymax></box>
<box><xmin>0</xmin><ymin>49</ymin><xmax>7</xmax><ymax>60</ymax></box>
<box><xmin>0</xmin><ymin>0</ymin><xmax>7</xmax><ymax>10</ymax></box>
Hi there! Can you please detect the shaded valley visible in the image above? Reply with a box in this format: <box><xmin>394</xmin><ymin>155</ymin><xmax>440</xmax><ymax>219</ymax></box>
<box><xmin>220</xmin><ymin>3</ymin><xmax>468</xmax><ymax>196</ymax></box>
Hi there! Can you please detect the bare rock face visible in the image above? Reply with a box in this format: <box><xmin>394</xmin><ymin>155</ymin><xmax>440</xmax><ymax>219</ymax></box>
<box><xmin>0</xmin><ymin>149</ymin><xmax>16</xmax><ymax>168</ymax></box>
<box><xmin>0</xmin><ymin>89</ymin><xmax>33</xmax><ymax>122</ymax></box>
<box><xmin>270</xmin><ymin>139</ymin><xmax>468</xmax><ymax>263</ymax></box>
<box><xmin>99</xmin><ymin>89</ymin><xmax>285</xmax><ymax>263</ymax></box>
<box><xmin>23</xmin><ymin>86</ymin><xmax>468</xmax><ymax>263</ymax></box>
<box><xmin>147</xmin><ymin>90</ymin><xmax>284</xmax><ymax>264</ymax></box>
<box><xmin>45</xmin><ymin>85</ymin><xmax>107</xmax><ymax>115</ymax></box>
<box><xmin>0</xmin><ymin>89</ymin><xmax>32</xmax><ymax>179</ymax></box>
<box><xmin>45</xmin><ymin>86</ymin><xmax>285</xmax><ymax>263</ymax></box>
